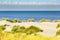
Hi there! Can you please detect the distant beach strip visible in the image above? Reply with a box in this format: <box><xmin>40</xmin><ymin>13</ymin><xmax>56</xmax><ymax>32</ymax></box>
<box><xmin>0</xmin><ymin>2</ymin><xmax>60</xmax><ymax>11</ymax></box>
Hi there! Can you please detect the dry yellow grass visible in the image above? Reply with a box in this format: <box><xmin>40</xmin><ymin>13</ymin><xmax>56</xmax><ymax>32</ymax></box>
<box><xmin>0</xmin><ymin>32</ymin><xmax>58</xmax><ymax>40</ymax></box>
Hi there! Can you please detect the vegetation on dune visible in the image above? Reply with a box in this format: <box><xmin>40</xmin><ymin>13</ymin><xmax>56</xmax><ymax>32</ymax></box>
<box><xmin>12</xmin><ymin>19</ymin><xmax>21</xmax><ymax>23</ymax></box>
<box><xmin>39</xmin><ymin>19</ymin><xmax>51</xmax><ymax>22</ymax></box>
<box><xmin>16</xmin><ymin>26</ymin><xmax>26</xmax><ymax>33</ymax></box>
<box><xmin>11</xmin><ymin>25</ymin><xmax>26</xmax><ymax>33</ymax></box>
<box><xmin>0</xmin><ymin>18</ymin><xmax>60</xmax><ymax>22</ymax></box>
<box><xmin>0</xmin><ymin>24</ymin><xmax>8</xmax><ymax>31</ymax></box>
<box><xmin>6</xmin><ymin>20</ymin><xmax>13</xmax><ymax>22</ymax></box>
<box><xmin>53</xmin><ymin>20</ymin><xmax>60</xmax><ymax>22</ymax></box>
<box><xmin>0</xmin><ymin>25</ymin><xmax>59</xmax><ymax>40</ymax></box>
<box><xmin>0</xmin><ymin>18</ymin><xmax>60</xmax><ymax>40</ymax></box>
<box><xmin>22</xmin><ymin>20</ymin><xmax>27</xmax><ymax>22</ymax></box>
<box><xmin>56</xmin><ymin>30</ymin><xmax>60</xmax><ymax>35</ymax></box>
<box><xmin>56</xmin><ymin>24</ymin><xmax>60</xmax><ymax>36</ymax></box>
<box><xmin>56</xmin><ymin>24</ymin><xmax>60</xmax><ymax>28</ymax></box>
<box><xmin>1</xmin><ymin>18</ymin><xmax>13</xmax><ymax>22</ymax></box>
<box><xmin>25</xmin><ymin>25</ymin><xmax>43</xmax><ymax>35</ymax></box>
<box><xmin>1</xmin><ymin>18</ymin><xmax>21</xmax><ymax>23</ymax></box>
<box><xmin>1</xmin><ymin>18</ymin><xmax>9</xmax><ymax>21</ymax></box>
<box><xmin>27</xmin><ymin>18</ymin><xmax>35</xmax><ymax>22</ymax></box>
<box><xmin>0</xmin><ymin>24</ymin><xmax>8</xmax><ymax>40</ymax></box>
<box><xmin>11</xmin><ymin>25</ymin><xmax>43</xmax><ymax>35</ymax></box>
<box><xmin>0</xmin><ymin>32</ymin><xmax>57</xmax><ymax>40</ymax></box>
<box><xmin>12</xmin><ymin>25</ymin><xmax>19</xmax><ymax>33</ymax></box>
<box><xmin>0</xmin><ymin>30</ymin><xmax>3</xmax><ymax>40</ymax></box>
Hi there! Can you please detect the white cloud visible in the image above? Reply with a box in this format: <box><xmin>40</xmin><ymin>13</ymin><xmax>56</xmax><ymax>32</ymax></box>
<box><xmin>0</xmin><ymin>2</ymin><xmax>60</xmax><ymax>5</ymax></box>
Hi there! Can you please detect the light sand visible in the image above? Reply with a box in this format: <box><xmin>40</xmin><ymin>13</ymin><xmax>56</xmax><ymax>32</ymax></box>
<box><xmin>0</xmin><ymin>20</ymin><xmax>60</xmax><ymax>36</ymax></box>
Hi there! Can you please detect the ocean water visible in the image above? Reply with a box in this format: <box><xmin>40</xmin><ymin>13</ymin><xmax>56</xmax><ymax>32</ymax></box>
<box><xmin>0</xmin><ymin>11</ymin><xmax>60</xmax><ymax>21</ymax></box>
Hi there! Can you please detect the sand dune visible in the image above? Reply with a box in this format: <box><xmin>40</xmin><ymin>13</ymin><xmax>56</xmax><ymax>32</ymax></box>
<box><xmin>0</xmin><ymin>20</ymin><xmax>60</xmax><ymax>36</ymax></box>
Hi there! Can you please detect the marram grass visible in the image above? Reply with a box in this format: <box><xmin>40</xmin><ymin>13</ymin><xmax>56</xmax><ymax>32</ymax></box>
<box><xmin>0</xmin><ymin>18</ymin><xmax>60</xmax><ymax>40</ymax></box>
<box><xmin>0</xmin><ymin>32</ymin><xmax>58</xmax><ymax>40</ymax></box>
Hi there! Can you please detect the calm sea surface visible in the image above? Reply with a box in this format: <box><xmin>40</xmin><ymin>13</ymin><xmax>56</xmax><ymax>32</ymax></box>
<box><xmin>0</xmin><ymin>11</ymin><xmax>60</xmax><ymax>21</ymax></box>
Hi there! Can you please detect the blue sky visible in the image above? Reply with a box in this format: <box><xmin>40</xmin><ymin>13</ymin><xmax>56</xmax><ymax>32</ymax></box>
<box><xmin>0</xmin><ymin>0</ymin><xmax>60</xmax><ymax>11</ymax></box>
<box><xmin>0</xmin><ymin>5</ymin><xmax>60</xmax><ymax>11</ymax></box>
<box><xmin>0</xmin><ymin>0</ymin><xmax>60</xmax><ymax>2</ymax></box>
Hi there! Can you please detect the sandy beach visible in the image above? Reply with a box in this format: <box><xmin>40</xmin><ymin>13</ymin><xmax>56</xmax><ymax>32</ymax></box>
<box><xmin>0</xmin><ymin>20</ymin><xmax>60</xmax><ymax>36</ymax></box>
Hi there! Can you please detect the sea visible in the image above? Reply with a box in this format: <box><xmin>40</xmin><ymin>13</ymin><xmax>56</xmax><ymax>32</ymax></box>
<box><xmin>0</xmin><ymin>11</ymin><xmax>60</xmax><ymax>21</ymax></box>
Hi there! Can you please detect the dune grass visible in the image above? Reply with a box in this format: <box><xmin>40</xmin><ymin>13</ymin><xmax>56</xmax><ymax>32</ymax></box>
<box><xmin>0</xmin><ymin>32</ymin><xmax>57</xmax><ymax>40</ymax></box>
